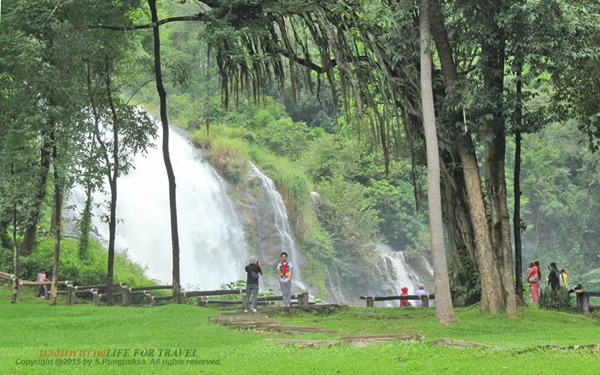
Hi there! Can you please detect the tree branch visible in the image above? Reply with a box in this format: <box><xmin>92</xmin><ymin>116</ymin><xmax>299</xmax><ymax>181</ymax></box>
<box><xmin>83</xmin><ymin>14</ymin><xmax>207</xmax><ymax>31</ymax></box>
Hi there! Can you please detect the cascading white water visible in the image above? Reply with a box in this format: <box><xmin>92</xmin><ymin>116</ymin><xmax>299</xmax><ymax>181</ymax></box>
<box><xmin>67</xmin><ymin>127</ymin><xmax>248</xmax><ymax>289</ymax></box>
<box><xmin>247</xmin><ymin>163</ymin><xmax>306</xmax><ymax>286</ymax></box>
<box><xmin>373</xmin><ymin>244</ymin><xmax>428</xmax><ymax>307</ymax></box>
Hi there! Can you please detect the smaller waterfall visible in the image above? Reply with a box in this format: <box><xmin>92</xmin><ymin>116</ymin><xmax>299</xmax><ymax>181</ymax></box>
<box><xmin>326</xmin><ymin>266</ymin><xmax>350</xmax><ymax>304</ymax></box>
<box><xmin>247</xmin><ymin>163</ymin><xmax>309</xmax><ymax>291</ymax></box>
<box><xmin>373</xmin><ymin>244</ymin><xmax>429</xmax><ymax>307</ymax></box>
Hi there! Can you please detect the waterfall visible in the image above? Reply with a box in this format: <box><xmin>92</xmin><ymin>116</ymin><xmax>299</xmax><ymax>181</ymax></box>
<box><xmin>66</xmin><ymin>127</ymin><xmax>248</xmax><ymax>289</ymax></box>
<box><xmin>248</xmin><ymin>164</ymin><xmax>304</xmax><ymax>278</ymax></box>
<box><xmin>372</xmin><ymin>244</ymin><xmax>429</xmax><ymax>307</ymax></box>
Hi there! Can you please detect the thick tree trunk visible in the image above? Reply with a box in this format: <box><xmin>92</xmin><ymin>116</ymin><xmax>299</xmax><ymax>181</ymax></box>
<box><xmin>457</xmin><ymin>142</ymin><xmax>503</xmax><ymax>313</ymax></box>
<box><xmin>481</xmin><ymin>24</ymin><xmax>517</xmax><ymax>317</ymax></box>
<box><xmin>149</xmin><ymin>0</ymin><xmax>182</xmax><ymax>303</ymax></box>
<box><xmin>429</xmin><ymin>0</ymin><xmax>504</xmax><ymax>313</ymax></box>
<box><xmin>420</xmin><ymin>0</ymin><xmax>455</xmax><ymax>325</ymax></box>
<box><xmin>439</xmin><ymin>146</ymin><xmax>477</xmax><ymax>276</ymax></box>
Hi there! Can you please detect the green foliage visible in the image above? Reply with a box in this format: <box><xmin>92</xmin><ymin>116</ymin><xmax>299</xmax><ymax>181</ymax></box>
<box><xmin>209</xmin><ymin>137</ymin><xmax>250</xmax><ymax>187</ymax></box>
<box><xmin>256</xmin><ymin>117</ymin><xmax>314</xmax><ymax>160</ymax></box>
<box><xmin>579</xmin><ymin>268</ymin><xmax>600</xmax><ymax>292</ymax></box>
<box><xmin>299</xmin><ymin>134</ymin><xmax>364</xmax><ymax>182</ymax></box>
<box><xmin>0</xmin><ymin>237</ymin><xmax>156</xmax><ymax>287</ymax></box>
<box><xmin>314</xmin><ymin>175</ymin><xmax>382</xmax><ymax>288</ymax></box>
<box><xmin>520</xmin><ymin>122</ymin><xmax>600</xmax><ymax>274</ymax></box>
<box><xmin>449</xmin><ymin>254</ymin><xmax>482</xmax><ymax>307</ymax></box>
<box><xmin>539</xmin><ymin>287</ymin><xmax>575</xmax><ymax>312</ymax></box>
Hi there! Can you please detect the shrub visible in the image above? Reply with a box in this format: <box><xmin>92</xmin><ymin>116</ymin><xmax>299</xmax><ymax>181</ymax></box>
<box><xmin>539</xmin><ymin>286</ymin><xmax>575</xmax><ymax>312</ymax></box>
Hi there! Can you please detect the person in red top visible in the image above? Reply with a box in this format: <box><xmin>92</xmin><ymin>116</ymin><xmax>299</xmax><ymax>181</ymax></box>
<box><xmin>400</xmin><ymin>286</ymin><xmax>411</xmax><ymax>307</ymax></box>
<box><xmin>527</xmin><ymin>260</ymin><xmax>542</xmax><ymax>304</ymax></box>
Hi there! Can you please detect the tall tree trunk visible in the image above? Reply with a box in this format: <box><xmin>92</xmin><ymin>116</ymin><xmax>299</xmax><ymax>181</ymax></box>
<box><xmin>49</xmin><ymin>137</ymin><xmax>61</xmax><ymax>307</ymax></box>
<box><xmin>149</xmin><ymin>0</ymin><xmax>182</xmax><ymax>303</ymax></box>
<box><xmin>420</xmin><ymin>0</ymin><xmax>455</xmax><ymax>325</ymax></box>
<box><xmin>11</xmin><ymin>204</ymin><xmax>19</xmax><ymax>304</ymax></box>
<box><xmin>105</xmin><ymin>56</ymin><xmax>119</xmax><ymax>307</ymax></box>
<box><xmin>513</xmin><ymin>57</ymin><xmax>524</xmax><ymax>302</ymax></box>
<box><xmin>481</xmin><ymin>20</ymin><xmax>517</xmax><ymax>317</ymax></box>
<box><xmin>80</xmin><ymin>63</ymin><xmax>99</xmax><ymax>260</ymax></box>
<box><xmin>429</xmin><ymin>0</ymin><xmax>504</xmax><ymax>313</ymax></box>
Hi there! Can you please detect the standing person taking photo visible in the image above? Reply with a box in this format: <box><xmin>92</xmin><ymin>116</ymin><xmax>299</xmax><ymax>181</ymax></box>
<box><xmin>548</xmin><ymin>262</ymin><xmax>560</xmax><ymax>292</ymax></box>
<box><xmin>277</xmin><ymin>252</ymin><xmax>293</xmax><ymax>307</ymax></box>
<box><xmin>244</xmin><ymin>256</ymin><xmax>262</xmax><ymax>313</ymax></box>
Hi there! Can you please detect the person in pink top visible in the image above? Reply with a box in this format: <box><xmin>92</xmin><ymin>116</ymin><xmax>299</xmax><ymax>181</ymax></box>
<box><xmin>527</xmin><ymin>260</ymin><xmax>542</xmax><ymax>304</ymax></box>
<box><xmin>36</xmin><ymin>268</ymin><xmax>49</xmax><ymax>299</ymax></box>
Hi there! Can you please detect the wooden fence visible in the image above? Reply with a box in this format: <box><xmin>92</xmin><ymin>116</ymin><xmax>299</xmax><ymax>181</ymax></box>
<box><xmin>575</xmin><ymin>289</ymin><xmax>600</xmax><ymax>314</ymax></box>
<box><xmin>359</xmin><ymin>294</ymin><xmax>436</xmax><ymax>307</ymax></box>
<box><xmin>2</xmin><ymin>271</ymin><xmax>310</xmax><ymax>308</ymax></box>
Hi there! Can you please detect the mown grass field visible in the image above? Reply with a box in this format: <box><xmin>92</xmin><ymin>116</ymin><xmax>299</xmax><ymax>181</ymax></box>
<box><xmin>2</xmin><ymin>286</ymin><xmax>600</xmax><ymax>375</ymax></box>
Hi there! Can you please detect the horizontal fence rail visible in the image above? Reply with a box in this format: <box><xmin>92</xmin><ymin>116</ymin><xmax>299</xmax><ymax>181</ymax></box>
<box><xmin>359</xmin><ymin>294</ymin><xmax>436</xmax><ymax>307</ymax></box>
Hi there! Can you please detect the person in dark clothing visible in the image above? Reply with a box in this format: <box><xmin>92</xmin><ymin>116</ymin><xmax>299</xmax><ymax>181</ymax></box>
<box><xmin>244</xmin><ymin>256</ymin><xmax>263</xmax><ymax>313</ymax></box>
<box><xmin>548</xmin><ymin>262</ymin><xmax>560</xmax><ymax>292</ymax></box>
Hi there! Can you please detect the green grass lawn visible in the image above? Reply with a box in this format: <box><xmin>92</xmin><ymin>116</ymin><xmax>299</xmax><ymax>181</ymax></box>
<box><xmin>2</xmin><ymin>287</ymin><xmax>600</xmax><ymax>374</ymax></box>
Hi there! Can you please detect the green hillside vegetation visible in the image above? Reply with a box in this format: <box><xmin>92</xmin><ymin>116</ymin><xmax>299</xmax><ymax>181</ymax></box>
<box><xmin>184</xmin><ymin>98</ymin><xmax>428</xmax><ymax>294</ymax></box>
<box><xmin>0</xmin><ymin>237</ymin><xmax>157</xmax><ymax>289</ymax></box>
<box><xmin>2</xmin><ymin>286</ymin><xmax>600</xmax><ymax>374</ymax></box>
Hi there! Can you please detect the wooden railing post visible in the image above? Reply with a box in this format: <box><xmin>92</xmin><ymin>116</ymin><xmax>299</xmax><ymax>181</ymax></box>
<box><xmin>577</xmin><ymin>290</ymin><xmax>590</xmax><ymax>314</ymax></box>
<box><xmin>145</xmin><ymin>293</ymin><xmax>152</xmax><ymax>305</ymax></box>
<box><xmin>300</xmin><ymin>291</ymin><xmax>309</xmax><ymax>306</ymax></box>
<box><xmin>67</xmin><ymin>284</ymin><xmax>76</xmax><ymax>305</ymax></box>
<box><xmin>93</xmin><ymin>290</ymin><xmax>100</xmax><ymax>306</ymax></box>
<box><xmin>121</xmin><ymin>285</ymin><xmax>131</xmax><ymax>307</ymax></box>
<box><xmin>366</xmin><ymin>297</ymin><xmax>374</xmax><ymax>308</ymax></box>
<box><xmin>423</xmin><ymin>295</ymin><xmax>429</xmax><ymax>308</ymax></box>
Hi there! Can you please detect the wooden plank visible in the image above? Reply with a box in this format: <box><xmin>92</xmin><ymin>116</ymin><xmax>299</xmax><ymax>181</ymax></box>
<box><xmin>129</xmin><ymin>285</ymin><xmax>172</xmax><ymax>292</ymax></box>
<box><xmin>76</xmin><ymin>283</ymin><xmax>124</xmax><ymax>289</ymax></box>
<box><xmin>20</xmin><ymin>280</ymin><xmax>70</xmax><ymax>286</ymax></box>
<box><xmin>359</xmin><ymin>294</ymin><xmax>436</xmax><ymax>302</ymax></box>
<box><xmin>182</xmin><ymin>289</ymin><xmax>246</xmax><ymax>297</ymax></box>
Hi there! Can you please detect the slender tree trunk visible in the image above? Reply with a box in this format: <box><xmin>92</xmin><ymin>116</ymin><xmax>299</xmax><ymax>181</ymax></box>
<box><xmin>513</xmin><ymin>58</ymin><xmax>524</xmax><ymax>302</ymax></box>
<box><xmin>49</xmin><ymin>139</ymin><xmax>61</xmax><ymax>307</ymax></box>
<box><xmin>11</xmin><ymin>205</ymin><xmax>19</xmax><ymax>304</ymax></box>
<box><xmin>105</xmin><ymin>56</ymin><xmax>119</xmax><ymax>307</ymax></box>
<box><xmin>429</xmin><ymin>0</ymin><xmax>504</xmax><ymax>313</ymax></box>
<box><xmin>106</xmin><ymin>176</ymin><xmax>117</xmax><ymax>306</ymax></box>
<box><xmin>420</xmin><ymin>0</ymin><xmax>455</xmax><ymax>325</ymax></box>
<box><xmin>149</xmin><ymin>0</ymin><xmax>182</xmax><ymax>303</ymax></box>
<box><xmin>21</xmin><ymin>137</ymin><xmax>52</xmax><ymax>256</ymax></box>
<box><xmin>80</xmin><ymin>64</ymin><xmax>99</xmax><ymax>260</ymax></box>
